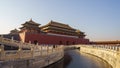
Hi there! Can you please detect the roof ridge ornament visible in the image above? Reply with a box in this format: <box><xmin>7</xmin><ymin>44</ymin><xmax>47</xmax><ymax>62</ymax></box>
<box><xmin>30</xmin><ymin>18</ymin><xmax>33</xmax><ymax>22</ymax></box>
<box><xmin>51</xmin><ymin>20</ymin><xmax>53</xmax><ymax>22</ymax></box>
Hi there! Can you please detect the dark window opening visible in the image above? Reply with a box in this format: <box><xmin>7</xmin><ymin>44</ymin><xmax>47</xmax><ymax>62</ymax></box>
<box><xmin>73</xmin><ymin>42</ymin><xmax>75</xmax><ymax>45</ymax></box>
<box><xmin>34</xmin><ymin>40</ymin><xmax>38</xmax><ymax>45</ymax></box>
<box><xmin>66</xmin><ymin>41</ymin><xmax>69</xmax><ymax>45</ymax></box>
<box><xmin>59</xmin><ymin>41</ymin><xmax>62</xmax><ymax>45</ymax></box>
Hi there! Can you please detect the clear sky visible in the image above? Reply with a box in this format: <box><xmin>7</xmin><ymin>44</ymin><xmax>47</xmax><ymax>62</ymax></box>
<box><xmin>0</xmin><ymin>0</ymin><xmax>120</xmax><ymax>41</ymax></box>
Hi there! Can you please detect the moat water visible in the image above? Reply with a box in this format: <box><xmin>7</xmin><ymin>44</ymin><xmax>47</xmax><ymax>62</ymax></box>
<box><xmin>46</xmin><ymin>50</ymin><xmax>112</xmax><ymax>68</ymax></box>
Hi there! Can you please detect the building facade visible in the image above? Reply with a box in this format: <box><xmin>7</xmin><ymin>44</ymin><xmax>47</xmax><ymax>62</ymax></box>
<box><xmin>18</xmin><ymin>19</ymin><xmax>89</xmax><ymax>45</ymax></box>
<box><xmin>3</xmin><ymin>19</ymin><xmax>89</xmax><ymax>45</ymax></box>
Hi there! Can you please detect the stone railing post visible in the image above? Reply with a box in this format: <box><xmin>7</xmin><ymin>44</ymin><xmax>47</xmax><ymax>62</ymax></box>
<box><xmin>55</xmin><ymin>45</ymin><xmax>57</xmax><ymax>51</ymax></box>
<box><xmin>0</xmin><ymin>44</ymin><xmax>5</xmax><ymax>60</ymax></box>
<box><xmin>113</xmin><ymin>46</ymin><xmax>115</xmax><ymax>50</ymax></box>
<box><xmin>116</xmin><ymin>46</ymin><xmax>119</xmax><ymax>51</ymax></box>
<box><xmin>36</xmin><ymin>43</ymin><xmax>38</xmax><ymax>46</ymax></box>
<box><xmin>47</xmin><ymin>45</ymin><xmax>49</xmax><ymax>56</ymax></box>
<box><xmin>119</xmin><ymin>47</ymin><xmax>120</xmax><ymax>52</ymax></box>
<box><xmin>11</xmin><ymin>36</ymin><xmax>14</xmax><ymax>42</ymax></box>
<box><xmin>0</xmin><ymin>35</ymin><xmax>3</xmax><ymax>42</ymax></box>
<box><xmin>109</xmin><ymin>46</ymin><xmax>111</xmax><ymax>49</ymax></box>
<box><xmin>40</xmin><ymin>46</ymin><xmax>42</xmax><ymax>56</ymax></box>
<box><xmin>18</xmin><ymin>46</ymin><xmax>22</xmax><ymax>59</ymax></box>
<box><xmin>52</xmin><ymin>45</ymin><xmax>54</xmax><ymax>52</ymax></box>
<box><xmin>20</xmin><ymin>41</ymin><xmax>23</xmax><ymax>48</ymax></box>
<box><xmin>112</xmin><ymin>46</ymin><xmax>115</xmax><ymax>50</ymax></box>
<box><xmin>106</xmin><ymin>45</ymin><xmax>108</xmax><ymax>50</ymax></box>
<box><xmin>107</xmin><ymin>45</ymin><xmax>110</xmax><ymax>49</ymax></box>
<box><xmin>111</xmin><ymin>46</ymin><xmax>113</xmax><ymax>50</ymax></box>
<box><xmin>29</xmin><ymin>41</ymin><xmax>31</xmax><ymax>44</ymax></box>
<box><xmin>30</xmin><ymin>46</ymin><xmax>34</xmax><ymax>58</ymax></box>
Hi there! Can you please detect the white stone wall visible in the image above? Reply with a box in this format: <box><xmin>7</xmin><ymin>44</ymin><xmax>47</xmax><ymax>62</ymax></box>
<box><xmin>78</xmin><ymin>45</ymin><xmax>120</xmax><ymax>68</ymax></box>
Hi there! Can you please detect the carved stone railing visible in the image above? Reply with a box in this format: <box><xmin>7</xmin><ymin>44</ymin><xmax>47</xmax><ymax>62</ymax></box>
<box><xmin>76</xmin><ymin>44</ymin><xmax>120</xmax><ymax>68</ymax></box>
<box><xmin>0</xmin><ymin>36</ymin><xmax>28</xmax><ymax>49</ymax></box>
<box><xmin>0</xmin><ymin>44</ymin><xmax>63</xmax><ymax>60</ymax></box>
<box><xmin>0</xmin><ymin>36</ymin><xmax>64</xmax><ymax>68</ymax></box>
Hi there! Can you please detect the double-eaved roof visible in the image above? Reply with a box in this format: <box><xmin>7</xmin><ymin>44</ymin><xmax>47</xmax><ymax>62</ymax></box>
<box><xmin>22</xmin><ymin>19</ymin><xmax>40</xmax><ymax>26</ymax></box>
<box><xmin>40</xmin><ymin>20</ymin><xmax>76</xmax><ymax>30</ymax></box>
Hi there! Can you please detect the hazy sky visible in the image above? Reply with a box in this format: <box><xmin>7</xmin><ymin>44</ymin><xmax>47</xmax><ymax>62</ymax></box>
<box><xmin>0</xmin><ymin>0</ymin><xmax>120</xmax><ymax>41</ymax></box>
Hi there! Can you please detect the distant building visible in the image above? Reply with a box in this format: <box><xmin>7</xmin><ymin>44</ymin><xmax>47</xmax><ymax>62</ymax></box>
<box><xmin>9</xmin><ymin>28</ymin><xmax>19</xmax><ymax>34</ymax></box>
<box><xmin>90</xmin><ymin>41</ymin><xmax>120</xmax><ymax>45</ymax></box>
<box><xmin>2</xmin><ymin>19</ymin><xmax>90</xmax><ymax>45</ymax></box>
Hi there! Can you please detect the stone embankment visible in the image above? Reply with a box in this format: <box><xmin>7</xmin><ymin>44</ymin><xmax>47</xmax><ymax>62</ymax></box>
<box><xmin>76</xmin><ymin>45</ymin><xmax>120</xmax><ymax>68</ymax></box>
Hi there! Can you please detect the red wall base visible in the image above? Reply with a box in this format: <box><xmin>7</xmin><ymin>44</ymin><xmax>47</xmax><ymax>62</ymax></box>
<box><xmin>24</xmin><ymin>32</ymin><xmax>89</xmax><ymax>45</ymax></box>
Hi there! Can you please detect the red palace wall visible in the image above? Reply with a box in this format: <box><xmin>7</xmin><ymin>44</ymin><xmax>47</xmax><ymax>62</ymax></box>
<box><xmin>23</xmin><ymin>32</ymin><xmax>89</xmax><ymax>45</ymax></box>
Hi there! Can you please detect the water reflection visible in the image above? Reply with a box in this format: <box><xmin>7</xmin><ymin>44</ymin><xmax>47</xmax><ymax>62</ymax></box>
<box><xmin>44</xmin><ymin>59</ymin><xmax>64</xmax><ymax>68</ymax></box>
<box><xmin>45</xmin><ymin>50</ymin><xmax>72</xmax><ymax>68</ymax></box>
<box><xmin>66</xmin><ymin>50</ymin><xmax>112</xmax><ymax>68</ymax></box>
